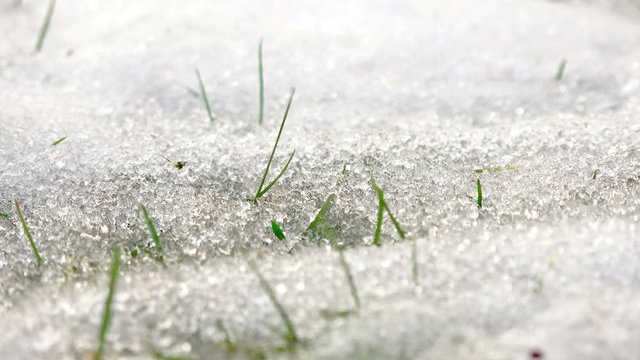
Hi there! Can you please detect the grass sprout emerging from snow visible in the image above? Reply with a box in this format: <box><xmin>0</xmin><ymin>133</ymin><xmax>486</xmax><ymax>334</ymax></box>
<box><xmin>140</xmin><ymin>205</ymin><xmax>164</xmax><ymax>258</ymax></box>
<box><xmin>34</xmin><ymin>0</ymin><xmax>56</xmax><ymax>53</ymax></box>
<box><xmin>304</xmin><ymin>193</ymin><xmax>337</xmax><ymax>242</ymax></box>
<box><xmin>474</xmin><ymin>165</ymin><xmax>515</xmax><ymax>173</ymax></box>
<box><xmin>476</xmin><ymin>178</ymin><xmax>483</xmax><ymax>208</ymax></box>
<box><xmin>370</xmin><ymin>177</ymin><xmax>406</xmax><ymax>246</ymax></box>
<box><xmin>555</xmin><ymin>59</ymin><xmax>567</xmax><ymax>81</ymax></box>
<box><xmin>14</xmin><ymin>199</ymin><xmax>43</xmax><ymax>266</ymax></box>
<box><xmin>195</xmin><ymin>68</ymin><xmax>215</xmax><ymax>122</ymax></box>
<box><xmin>253</xmin><ymin>88</ymin><xmax>296</xmax><ymax>202</ymax></box>
<box><xmin>246</xmin><ymin>257</ymin><xmax>298</xmax><ymax>350</ymax></box>
<box><xmin>94</xmin><ymin>247</ymin><xmax>121</xmax><ymax>360</ymax></box>
<box><xmin>271</xmin><ymin>220</ymin><xmax>286</xmax><ymax>240</ymax></box>
<box><xmin>51</xmin><ymin>136</ymin><xmax>67</xmax><ymax>146</ymax></box>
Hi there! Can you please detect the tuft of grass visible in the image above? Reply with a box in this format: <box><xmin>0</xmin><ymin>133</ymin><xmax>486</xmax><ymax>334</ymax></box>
<box><xmin>271</xmin><ymin>220</ymin><xmax>286</xmax><ymax>241</ymax></box>
<box><xmin>162</xmin><ymin>156</ymin><xmax>186</xmax><ymax>170</ymax></box>
<box><xmin>246</xmin><ymin>257</ymin><xmax>298</xmax><ymax>350</ymax></box>
<box><xmin>15</xmin><ymin>199</ymin><xmax>43</xmax><ymax>266</ymax></box>
<box><xmin>476</xmin><ymin>178</ymin><xmax>483</xmax><ymax>208</ymax></box>
<box><xmin>94</xmin><ymin>247</ymin><xmax>121</xmax><ymax>360</ymax></box>
<box><xmin>474</xmin><ymin>165</ymin><xmax>515</xmax><ymax>174</ymax></box>
<box><xmin>0</xmin><ymin>211</ymin><xmax>9</xmax><ymax>220</ymax></box>
<box><xmin>51</xmin><ymin>135</ymin><xmax>67</xmax><ymax>146</ymax></box>
<box><xmin>34</xmin><ymin>0</ymin><xmax>56</xmax><ymax>53</ymax></box>
<box><xmin>252</xmin><ymin>88</ymin><xmax>296</xmax><ymax>202</ymax></box>
<box><xmin>338</xmin><ymin>250</ymin><xmax>360</xmax><ymax>308</ymax></box>
<box><xmin>140</xmin><ymin>205</ymin><xmax>163</xmax><ymax>255</ymax></box>
<box><xmin>592</xmin><ymin>169</ymin><xmax>598</xmax><ymax>180</ymax></box>
<box><xmin>370</xmin><ymin>177</ymin><xmax>406</xmax><ymax>246</ymax></box>
<box><xmin>555</xmin><ymin>59</ymin><xmax>567</xmax><ymax>81</ymax></box>
<box><xmin>195</xmin><ymin>68</ymin><xmax>215</xmax><ymax>122</ymax></box>
<box><xmin>258</xmin><ymin>38</ymin><xmax>265</xmax><ymax>125</ymax></box>
<box><xmin>303</xmin><ymin>193</ymin><xmax>337</xmax><ymax>242</ymax></box>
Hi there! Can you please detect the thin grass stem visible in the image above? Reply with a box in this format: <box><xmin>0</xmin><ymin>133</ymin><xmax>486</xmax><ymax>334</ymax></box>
<box><xmin>34</xmin><ymin>0</ymin><xmax>56</xmax><ymax>53</ymax></box>
<box><xmin>195</xmin><ymin>68</ymin><xmax>215</xmax><ymax>122</ymax></box>
<box><xmin>14</xmin><ymin>199</ymin><xmax>43</xmax><ymax>266</ymax></box>
<box><xmin>95</xmin><ymin>247</ymin><xmax>121</xmax><ymax>360</ymax></box>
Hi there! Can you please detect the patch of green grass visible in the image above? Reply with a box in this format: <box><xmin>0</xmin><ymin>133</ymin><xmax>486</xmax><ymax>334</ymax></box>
<box><xmin>94</xmin><ymin>247</ymin><xmax>121</xmax><ymax>360</ymax></box>
<box><xmin>370</xmin><ymin>177</ymin><xmax>406</xmax><ymax>246</ymax></box>
<box><xmin>271</xmin><ymin>220</ymin><xmax>286</xmax><ymax>241</ymax></box>
<box><xmin>51</xmin><ymin>135</ymin><xmax>66</xmax><ymax>146</ymax></box>
<box><xmin>14</xmin><ymin>199</ymin><xmax>43</xmax><ymax>266</ymax></box>
<box><xmin>0</xmin><ymin>211</ymin><xmax>9</xmax><ymax>220</ymax></box>
<box><xmin>252</xmin><ymin>89</ymin><xmax>296</xmax><ymax>202</ymax></box>
<box><xmin>246</xmin><ymin>257</ymin><xmax>298</xmax><ymax>350</ymax></box>
<box><xmin>140</xmin><ymin>205</ymin><xmax>163</xmax><ymax>256</ymax></box>
<box><xmin>303</xmin><ymin>193</ymin><xmax>337</xmax><ymax>242</ymax></box>
<box><xmin>258</xmin><ymin>38</ymin><xmax>265</xmax><ymax>125</ymax></box>
<box><xmin>555</xmin><ymin>59</ymin><xmax>567</xmax><ymax>81</ymax></box>
<box><xmin>34</xmin><ymin>0</ymin><xmax>56</xmax><ymax>53</ymax></box>
<box><xmin>476</xmin><ymin>178</ymin><xmax>483</xmax><ymax>208</ymax></box>
<box><xmin>195</xmin><ymin>68</ymin><xmax>215</xmax><ymax>122</ymax></box>
<box><xmin>474</xmin><ymin>165</ymin><xmax>515</xmax><ymax>173</ymax></box>
<box><xmin>338</xmin><ymin>250</ymin><xmax>360</xmax><ymax>308</ymax></box>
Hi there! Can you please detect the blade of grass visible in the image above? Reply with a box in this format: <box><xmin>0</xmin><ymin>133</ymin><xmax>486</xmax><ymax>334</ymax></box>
<box><xmin>195</xmin><ymin>68</ymin><xmax>215</xmax><ymax>122</ymax></box>
<box><xmin>51</xmin><ymin>135</ymin><xmax>66</xmax><ymax>146</ymax></box>
<box><xmin>15</xmin><ymin>199</ymin><xmax>43</xmax><ymax>266</ymax></box>
<box><xmin>304</xmin><ymin>193</ymin><xmax>336</xmax><ymax>235</ymax></box>
<box><xmin>555</xmin><ymin>59</ymin><xmax>567</xmax><ymax>81</ymax></box>
<box><xmin>474</xmin><ymin>165</ymin><xmax>515</xmax><ymax>173</ymax></box>
<box><xmin>476</xmin><ymin>178</ymin><xmax>483</xmax><ymax>208</ymax></box>
<box><xmin>258</xmin><ymin>38</ymin><xmax>265</xmax><ymax>125</ymax></box>
<box><xmin>256</xmin><ymin>150</ymin><xmax>295</xmax><ymax>198</ymax></box>
<box><xmin>411</xmin><ymin>240</ymin><xmax>418</xmax><ymax>286</ymax></box>
<box><xmin>338</xmin><ymin>250</ymin><xmax>360</xmax><ymax>308</ymax></box>
<box><xmin>94</xmin><ymin>247</ymin><xmax>121</xmax><ymax>360</ymax></box>
<box><xmin>246</xmin><ymin>257</ymin><xmax>298</xmax><ymax>349</ymax></box>
<box><xmin>253</xmin><ymin>88</ymin><xmax>296</xmax><ymax>202</ymax></box>
<box><xmin>592</xmin><ymin>169</ymin><xmax>598</xmax><ymax>180</ymax></box>
<box><xmin>140</xmin><ymin>205</ymin><xmax>163</xmax><ymax>254</ymax></box>
<box><xmin>271</xmin><ymin>220</ymin><xmax>286</xmax><ymax>240</ymax></box>
<box><xmin>371</xmin><ymin>177</ymin><xmax>405</xmax><ymax>245</ymax></box>
<box><xmin>34</xmin><ymin>0</ymin><xmax>56</xmax><ymax>53</ymax></box>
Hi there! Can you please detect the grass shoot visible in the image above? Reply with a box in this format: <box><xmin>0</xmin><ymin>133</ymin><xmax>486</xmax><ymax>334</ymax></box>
<box><xmin>338</xmin><ymin>250</ymin><xmax>360</xmax><ymax>308</ymax></box>
<box><xmin>15</xmin><ymin>199</ymin><xmax>43</xmax><ymax>266</ymax></box>
<box><xmin>303</xmin><ymin>193</ymin><xmax>337</xmax><ymax>242</ymax></box>
<box><xmin>592</xmin><ymin>169</ymin><xmax>598</xmax><ymax>180</ymax></box>
<box><xmin>195</xmin><ymin>68</ymin><xmax>215</xmax><ymax>122</ymax></box>
<box><xmin>370</xmin><ymin>177</ymin><xmax>406</xmax><ymax>246</ymax></box>
<box><xmin>140</xmin><ymin>205</ymin><xmax>164</xmax><ymax>256</ymax></box>
<box><xmin>476</xmin><ymin>178</ymin><xmax>483</xmax><ymax>208</ymax></box>
<box><xmin>555</xmin><ymin>59</ymin><xmax>567</xmax><ymax>81</ymax></box>
<box><xmin>271</xmin><ymin>220</ymin><xmax>286</xmax><ymax>241</ymax></box>
<box><xmin>94</xmin><ymin>247</ymin><xmax>121</xmax><ymax>360</ymax></box>
<box><xmin>253</xmin><ymin>88</ymin><xmax>296</xmax><ymax>202</ymax></box>
<box><xmin>474</xmin><ymin>165</ymin><xmax>515</xmax><ymax>173</ymax></box>
<box><xmin>34</xmin><ymin>0</ymin><xmax>56</xmax><ymax>53</ymax></box>
<box><xmin>0</xmin><ymin>211</ymin><xmax>9</xmax><ymax>220</ymax></box>
<box><xmin>246</xmin><ymin>257</ymin><xmax>298</xmax><ymax>350</ymax></box>
<box><xmin>51</xmin><ymin>136</ymin><xmax>67</xmax><ymax>146</ymax></box>
<box><xmin>258</xmin><ymin>38</ymin><xmax>265</xmax><ymax>125</ymax></box>
<box><xmin>162</xmin><ymin>156</ymin><xmax>186</xmax><ymax>170</ymax></box>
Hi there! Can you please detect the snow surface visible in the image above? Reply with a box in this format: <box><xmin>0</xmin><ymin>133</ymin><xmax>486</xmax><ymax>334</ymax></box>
<box><xmin>1</xmin><ymin>0</ymin><xmax>640</xmax><ymax>359</ymax></box>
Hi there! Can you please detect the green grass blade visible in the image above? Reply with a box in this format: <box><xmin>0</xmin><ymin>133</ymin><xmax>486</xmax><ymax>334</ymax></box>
<box><xmin>258</xmin><ymin>38</ymin><xmax>265</xmax><ymax>125</ymax></box>
<box><xmin>140</xmin><ymin>205</ymin><xmax>163</xmax><ymax>254</ymax></box>
<box><xmin>95</xmin><ymin>247</ymin><xmax>121</xmax><ymax>360</ymax></box>
<box><xmin>476</xmin><ymin>178</ymin><xmax>483</xmax><ymax>208</ymax></box>
<box><xmin>256</xmin><ymin>150</ymin><xmax>295</xmax><ymax>198</ymax></box>
<box><xmin>370</xmin><ymin>177</ymin><xmax>405</xmax><ymax>245</ymax></box>
<box><xmin>34</xmin><ymin>0</ymin><xmax>56</xmax><ymax>53</ymax></box>
<box><xmin>271</xmin><ymin>220</ymin><xmax>286</xmax><ymax>241</ymax></box>
<box><xmin>592</xmin><ymin>169</ymin><xmax>598</xmax><ymax>180</ymax></box>
<box><xmin>305</xmin><ymin>193</ymin><xmax>336</xmax><ymax>234</ymax></box>
<box><xmin>14</xmin><ymin>199</ymin><xmax>43</xmax><ymax>266</ymax></box>
<box><xmin>195</xmin><ymin>68</ymin><xmax>215</xmax><ymax>122</ymax></box>
<box><xmin>373</xmin><ymin>193</ymin><xmax>384</xmax><ymax>246</ymax></box>
<box><xmin>474</xmin><ymin>165</ymin><xmax>515</xmax><ymax>173</ymax></box>
<box><xmin>383</xmin><ymin>202</ymin><xmax>405</xmax><ymax>239</ymax></box>
<box><xmin>555</xmin><ymin>59</ymin><xmax>567</xmax><ymax>81</ymax></box>
<box><xmin>51</xmin><ymin>135</ymin><xmax>66</xmax><ymax>146</ymax></box>
<box><xmin>246</xmin><ymin>258</ymin><xmax>298</xmax><ymax>348</ymax></box>
<box><xmin>254</xmin><ymin>88</ymin><xmax>296</xmax><ymax>201</ymax></box>
<box><xmin>338</xmin><ymin>250</ymin><xmax>360</xmax><ymax>308</ymax></box>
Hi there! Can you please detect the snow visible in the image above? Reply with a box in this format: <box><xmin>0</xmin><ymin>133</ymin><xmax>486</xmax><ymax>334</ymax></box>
<box><xmin>1</xmin><ymin>0</ymin><xmax>639</xmax><ymax>359</ymax></box>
